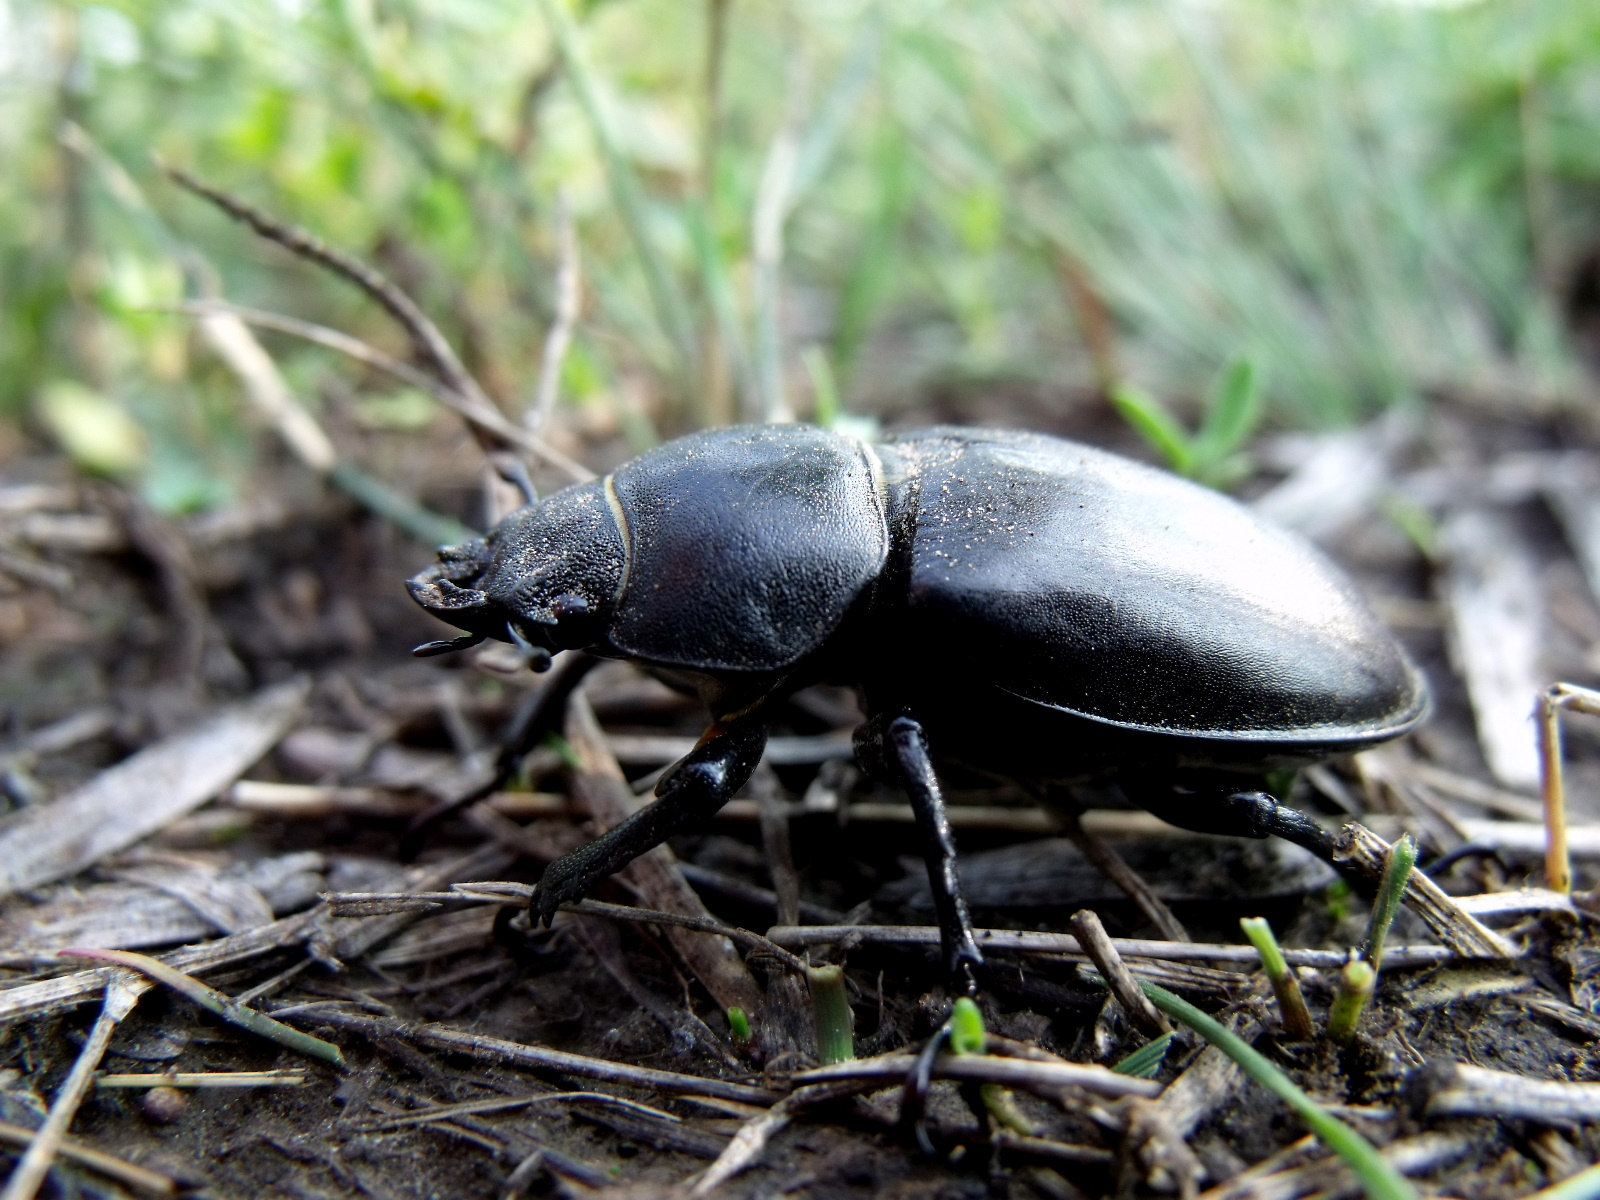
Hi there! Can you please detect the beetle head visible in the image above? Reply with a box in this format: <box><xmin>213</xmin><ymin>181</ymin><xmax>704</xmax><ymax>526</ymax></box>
<box><xmin>406</xmin><ymin>480</ymin><xmax>625</xmax><ymax>665</ymax></box>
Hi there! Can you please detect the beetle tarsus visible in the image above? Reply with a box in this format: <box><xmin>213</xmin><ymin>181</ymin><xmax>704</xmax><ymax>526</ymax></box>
<box><xmin>879</xmin><ymin>712</ymin><xmax>985</xmax><ymax>983</ymax></box>
<box><xmin>528</xmin><ymin>719</ymin><xmax>770</xmax><ymax>926</ymax></box>
<box><xmin>1131</xmin><ymin>781</ymin><xmax>1336</xmax><ymax>862</ymax></box>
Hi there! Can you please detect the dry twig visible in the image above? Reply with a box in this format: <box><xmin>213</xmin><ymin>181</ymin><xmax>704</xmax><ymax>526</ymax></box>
<box><xmin>1071</xmin><ymin>909</ymin><xmax>1171</xmax><ymax>1036</ymax></box>
<box><xmin>1</xmin><ymin>977</ymin><xmax>148</xmax><ymax>1200</ymax></box>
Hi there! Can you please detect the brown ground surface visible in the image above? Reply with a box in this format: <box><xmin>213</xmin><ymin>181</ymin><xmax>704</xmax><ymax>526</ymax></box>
<box><xmin>1</xmin><ymin>391</ymin><xmax>1598</xmax><ymax>1199</ymax></box>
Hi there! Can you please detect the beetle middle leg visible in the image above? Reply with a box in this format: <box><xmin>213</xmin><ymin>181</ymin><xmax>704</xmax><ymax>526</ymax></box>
<box><xmin>529</xmin><ymin>718</ymin><xmax>769</xmax><ymax>927</ymax></box>
<box><xmin>856</xmin><ymin>711</ymin><xmax>985</xmax><ymax>991</ymax></box>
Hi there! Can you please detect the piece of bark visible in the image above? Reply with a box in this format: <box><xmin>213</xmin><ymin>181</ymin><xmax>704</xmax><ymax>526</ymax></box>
<box><xmin>563</xmin><ymin>694</ymin><xmax>765</xmax><ymax>1019</ymax></box>
<box><xmin>1332</xmin><ymin>823</ymin><xmax>1516</xmax><ymax>958</ymax></box>
<box><xmin>1439</xmin><ymin>508</ymin><xmax>1545</xmax><ymax>789</ymax></box>
<box><xmin>0</xmin><ymin>853</ymin><xmax>324</xmax><ymax>953</ymax></box>
<box><xmin>1412</xmin><ymin>1061</ymin><xmax>1600</xmax><ymax>1123</ymax></box>
<box><xmin>0</xmin><ymin>679</ymin><xmax>310</xmax><ymax>897</ymax></box>
<box><xmin>1542</xmin><ymin>454</ymin><xmax>1600</xmax><ymax>608</ymax></box>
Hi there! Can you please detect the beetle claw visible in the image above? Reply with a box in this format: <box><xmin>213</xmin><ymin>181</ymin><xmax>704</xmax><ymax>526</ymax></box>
<box><xmin>900</xmin><ymin>1020</ymin><xmax>954</xmax><ymax>1157</ymax></box>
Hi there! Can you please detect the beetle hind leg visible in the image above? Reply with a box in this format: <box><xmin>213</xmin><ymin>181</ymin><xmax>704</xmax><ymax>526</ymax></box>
<box><xmin>1124</xmin><ymin>776</ymin><xmax>1334</xmax><ymax>861</ymax></box>
<box><xmin>856</xmin><ymin>711</ymin><xmax>984</xmax><ymax>991</ymax></box>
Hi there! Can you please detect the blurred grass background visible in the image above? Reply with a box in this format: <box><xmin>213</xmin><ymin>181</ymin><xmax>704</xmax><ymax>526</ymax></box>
<box><xmin>2</xmin><ymin>0</ymin><xmax>1598</xmax><ymax>515</ymax></box>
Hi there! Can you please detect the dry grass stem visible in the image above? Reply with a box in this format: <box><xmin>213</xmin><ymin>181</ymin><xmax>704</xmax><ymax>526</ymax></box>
<box><xmin>526</xmin><ymin>191</ymin><xmax>581</xmax><ymax>435</ymax></box>
<box><xmin>0</xmin><ymin>909</ymin><xmax>321</xmax><ymax>1024</ymax></box>
<box><xmin>561</xmin><ymin>898</ymin><xmax>809</xmax><ymax>974</ymax></box>
<box><xmin>767</xmin><ymin>924</ymin><xmax>1455</xmax><ymax>968</ymax></box>
<box><xmin>1198</xmin><ymin>1132</ymin><xmax>1470</xmax><ymax>1200</ymax></box>
<box><xmin>794</xmin><ymin>1051</ymin><xmax>1163</xmax><ymax>1101</ymax></box>
<box><xmin>347</xmin><ymin>1090</ymin><xmax>683</xmax><ymax>1133</ymax></box>
<box><xmin>96</xmin><ymin>1071</ymin><xmax>306</xmax><ymax>1088</ymax></box>
<box><xmin>1536</xmin><ymin>682</ymin><xmax>1600</xmax><ymax>895</ymax></box>
<box><xmin>1420</xmin><ymin>1063</ymin><xmax>1600</xmax><ymax>1122</ymax></box>
<box><xmin>176</xmin><ymin>301</ymin><xmax>592</xmax><ymax>483</ymax></box>
<box><xmin>163</xmin><ymin>163</ymin><xmax>492</xmax><ymax>421</ymax></box>
<box><xmin>311</xmin><ymin>1010</ymin><xmax>780</xmax><ymax>1106</ymax></box>
<box><xmin>993</xmin><ymin>1131</ymin><xmax>1115</xmax><ymax>1167</ymax></box>
<box><xmin>1061</xmin><ymin>813</ymin><xmax>1190</xmax><ymax>942</ymax></box>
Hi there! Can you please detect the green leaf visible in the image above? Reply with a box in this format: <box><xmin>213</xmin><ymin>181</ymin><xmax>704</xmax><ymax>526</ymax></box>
<box><xmin>1195</xmin><ymin>354</ymin><xmax>1264</xmax><ymax>464</ymax></box>
<box><xmin>35</xmin><ymin>381</ymin><xmax>148</xmax><ymax>479</ymax></box>
<box><xmin>949</xmin><ymin>996</ymin><xmax>986</xmax><ymax>1056</ymax></box>
<box><xmin>1110</xmin><ymin>383</ymin><xmax>1193</xmax><ymax>474</ymax></box>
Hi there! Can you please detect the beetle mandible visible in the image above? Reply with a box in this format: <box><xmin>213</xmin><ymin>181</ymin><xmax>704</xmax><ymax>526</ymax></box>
<box><xmin>407</xmin><ymin>424</ymin><xmax>1428</xmax><ymax>985</ymax></box>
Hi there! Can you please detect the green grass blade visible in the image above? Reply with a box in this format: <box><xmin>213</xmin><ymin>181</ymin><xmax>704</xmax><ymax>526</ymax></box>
<box><xmin>1110</xmin><ymin>383</ymin><xmax>1193</xmax><ymax>474</ymax></box>
<box><xmin>1140</xmin><ymin>980</ymin><xmax>1418</xmax><ymax>1200</ymax></box>
<box><xmin>1362</xmin><ymin>833</ymin><xmax>1417</xmax><ymax>973</ymax></box>
<box><xmin>806</xmin><ymin>965</ymin><xmax>855</xmax><ymax>1066</ymax></box>
<box><xmin>1527</xmin><ymin>1162</ymin><xmax>1600</xmax><ymax>1200</ymax></box>
<box><xmin>537</xmin><ymin>0</ymin><xmax>697</xmax><ymax>380</ymax></box>
<box><xmin>1112</xmin><ymin>1031</ymin><xmax>1174</xmax><ymax>1078</ymax></box>
<box><xmin>1195</xmin><ymin>354</ymin><xmax>1263</xmax><ymax>463</ymax></box>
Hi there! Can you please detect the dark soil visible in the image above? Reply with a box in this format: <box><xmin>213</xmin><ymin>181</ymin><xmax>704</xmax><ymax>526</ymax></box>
<box><xmin>1</xmin><ymin>395</ymin><xmax>1598</xmax><ymax>1199</ymax></box>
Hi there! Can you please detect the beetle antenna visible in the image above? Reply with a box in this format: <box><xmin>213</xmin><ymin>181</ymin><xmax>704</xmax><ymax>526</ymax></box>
<box><xmin>506</xmin><ymin>621</ymin><xmax>554</xmax><ymax>673</ymax></box>
<box><xmin>493</xmin><ymin>453</ymin><xmax>539</xmax><ymax>507</ymax></box>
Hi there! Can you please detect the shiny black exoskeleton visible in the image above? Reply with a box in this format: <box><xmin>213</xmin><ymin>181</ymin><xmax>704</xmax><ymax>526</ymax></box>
<box><xmin>408</xmin><ymin>425</ymin><xmax>1428</xmax><ymax>984</ymax></box>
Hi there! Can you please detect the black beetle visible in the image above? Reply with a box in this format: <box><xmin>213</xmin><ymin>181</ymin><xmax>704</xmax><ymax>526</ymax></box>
<box><xmin>407</xmin><ymin>424</ymin><xmax>1427</xmax><ymax>983</ymax></box>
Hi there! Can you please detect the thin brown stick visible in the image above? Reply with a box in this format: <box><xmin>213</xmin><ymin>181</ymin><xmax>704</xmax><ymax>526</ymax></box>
<box><xmin>173</xmin><ymin>300</ymin><xmax>592</xmax><ymax>482</ymax></box>
<box><xmin>1536</xmin><ymin>682</ymin><xmax>1600</xmax><ymax>895</ymax></box>
<box><xmin>1</xmin><ymin>977</ymin><xmax>147</xmax><ymax>1200</ymax></box>
<box><xmin>794</xmin><ymin>1051</ymin><xmax>1162</xmax><ymax>1100</ymax></box>
<box><xmin>310</xmin><ymin>1009</ymin><xmax>779</xmax><ymax>1106</ymax></box>
<box><xmin>766</xmin><ymin>924</ymin><xmax>1456</xmax><ymax>969</ymax></box>
<box><xmin>562</xmin><ymin>899</ymin><xmax>809</xmax><ymax>975</ymax></box>
<box><xmin>0</xmin><ymin>1120</ymin><xmax>175</xmax><ymax>1196</ymax></box>
<box><xmin>1060</xmin><ymin>810</ymin><xmax>1190</xmax><ymax>942</ymax></box>
<box><xmin>347</xmin><ymin>1089</ymin><xmax>681</xmax><ymax>1133</ymax></box>
<box><xmin>1070</xmin><ymin>909</ymin><xmax>1171</xmax><ymax>1036</ymax></box>
<box><xmin>161</xmin><ymin>162</ymin><xmax>491</xmax><ymax>419</ymax></box>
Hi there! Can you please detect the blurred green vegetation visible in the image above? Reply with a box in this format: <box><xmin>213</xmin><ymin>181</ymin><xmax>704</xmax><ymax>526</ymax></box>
<box><xmin>1</xmin><ymin>0</ymin><xmax>1597</xmax><ymax>512</ymax></box>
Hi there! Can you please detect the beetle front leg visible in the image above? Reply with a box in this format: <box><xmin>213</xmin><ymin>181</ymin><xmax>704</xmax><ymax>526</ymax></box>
<box><xmin>529</xmin><ymin>719</ymin><xmax>769</xmax><ymax>927</ymax></box>
<box><xmin>858</xmin><ymin>712</ymin><xmax>984</xmax><ymax>991</ymax></box>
